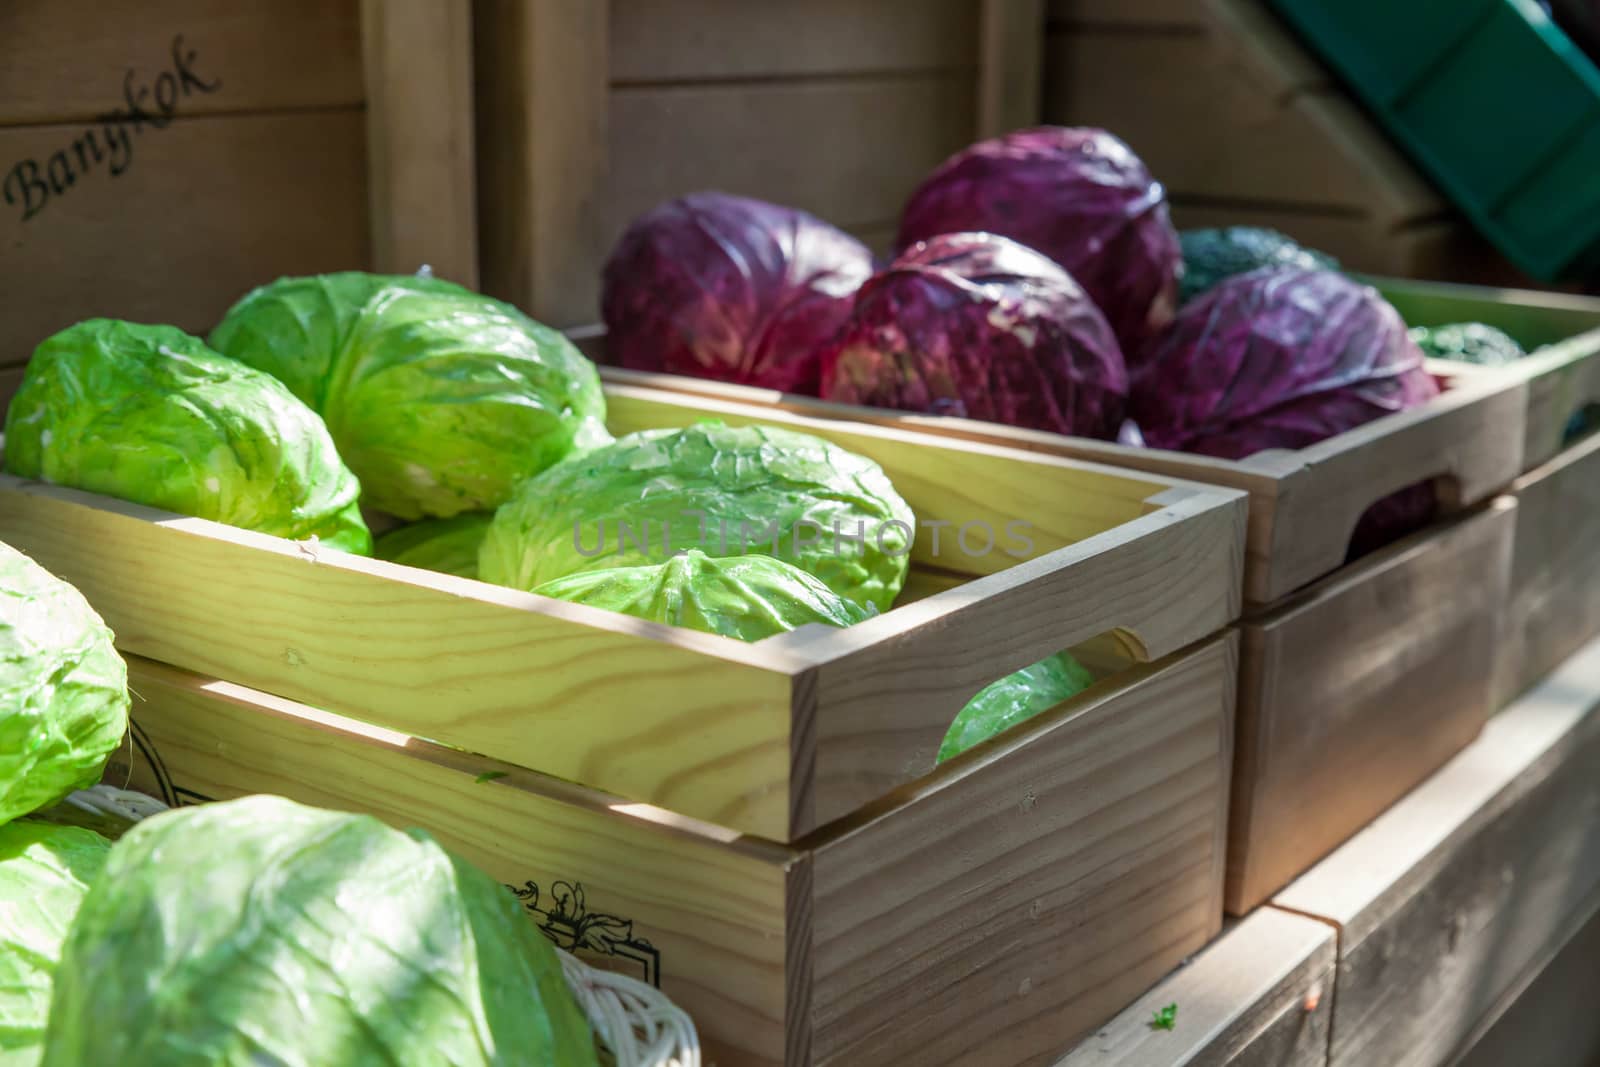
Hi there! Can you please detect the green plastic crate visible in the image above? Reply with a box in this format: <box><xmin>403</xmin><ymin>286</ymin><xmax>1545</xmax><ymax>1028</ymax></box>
<box><xmin>1271</xmin><ymin>0</ymin><xmax>1600</xmax><ymax>281</ymax></box>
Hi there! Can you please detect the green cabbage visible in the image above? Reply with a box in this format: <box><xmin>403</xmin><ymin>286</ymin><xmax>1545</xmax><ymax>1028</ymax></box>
<box><xmin>1409</xmin><ymin>322</ymin><xmax>1526</xmax><ymax>366</ymax></box>
<box><xmin>209</xmin><ymin>272</ymin><xmax>609</xmax><ymax>520</ymax></box>
<box><xmin>3</xmin><ymin>320</ymin><xmax>370</xmax><ymax>554</ymax></box>
<box><xmin>43</xmin><ymin>795</ymin><xmax>598</xmax><ymax>1067</ymax></box>
<box><xmin>480</xmin><ymin>420</ymin><xmax>915</xmax><ymax>612</ymax></box>
<box><xmin>533</xmin><ymin>550</ymin><xmax>871</xmax><ymax>640</ymax></box>
<box><xmin>0</xmin><ymin>822</ymin><xmax>110</xmax><ymax>1066</ymax></box>
<box><xmin>938</xmin><ymin>652</ymin><xmax>1095</xmax><ymax>763</ymax></box>
<box><xmin>0</xmin><ymin>542</ymin><xmax>129</xmax><ymax>828</ymax></box>
<box><xmin>375</xmin><ymin>513</ymin><xmax>493</xmax><ymax>580</ymax></box>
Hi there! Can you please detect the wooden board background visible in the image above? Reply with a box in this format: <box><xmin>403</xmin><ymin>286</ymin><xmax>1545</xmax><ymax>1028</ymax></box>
<box><xmin>476</xmin><ymin>0</ymin><xmax>1042</xmax><ymax>328</ymax></box>
<box><xmin>0</xmin><ymin>0</ymin><xmax>476</xmax><ymax>373</ymax></box>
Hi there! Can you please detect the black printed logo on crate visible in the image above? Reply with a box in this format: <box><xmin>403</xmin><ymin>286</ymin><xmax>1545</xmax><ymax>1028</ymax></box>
<box><xmin>3</xmin><ymin>34</ymin><xmax>221</xmax><ymax>222</ymax></box>
<box><xmin>509</xmin><ymin>880</ymin><xmax>661</xmax><ymax>987</ymax></box>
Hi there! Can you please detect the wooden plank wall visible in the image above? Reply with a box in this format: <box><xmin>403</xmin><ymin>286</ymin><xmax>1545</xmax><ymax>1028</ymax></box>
<box><xmin>478</xmin><ymin>0</ymin><xmax>1039</xmax><ymax>329</ymax></box>
<box><xmin>0</xmin><ymin>0</ymin><xmax>477</xmax><ymax>377</ymax></box>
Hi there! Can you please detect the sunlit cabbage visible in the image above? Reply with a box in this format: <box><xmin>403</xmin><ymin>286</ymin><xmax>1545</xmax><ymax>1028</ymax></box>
<box><xmin>0</xmin><ymin>822</ymin><xmax>110</xmax><ymax>1066</ymax></box>
<box><xmin>820</xmin><ymin>232</ymin><xmax>1128</xmax><ymax>438</ymax></box>
<box><xmin>4</xmin><ymin>320</ymin><xmax>370</xmax><ymax>554</ymax></box>
<box><xmin>533</xmin><ymin>550</ymin><xmax>871</xmax><ymax>640</ymax></box>
<box><xmin>938</xmin><ymin>652</ymin><xmax>1095</xmax><ymax>763</ymax></box>
<box><xmin>43</xmin><ymin>795</ymin><xmax>598</xmax><ymax>1067</ymax></box>
<box><xmin>0</xmin><ymin>542</ymin><xmax>129</xmax><ymax>829</ymax></box>
<box><xmin>898</xmin><ymin>126</ymin><xmax>1182</xmax><ymax>358</ymax></box>
<box><xmin>210</xmin><ymin>272</ymin><xmax>608</xmax><ymax>520</ymax></box>
<box><xmin>375</xmin><ymin>513</ymin><xmax>493</xmax><ymax>580</ymax></box>
<box><xmin>602</xmin><ymin>192</ymin><xmax>873</xmax><ymax>394</ymax></box>
<box><xmin>480</xmin><ymin>420</ymin><xmax>915</xmax><ymax>612</ymax></box>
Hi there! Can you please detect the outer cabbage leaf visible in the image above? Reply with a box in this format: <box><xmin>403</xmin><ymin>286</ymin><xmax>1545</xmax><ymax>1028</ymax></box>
<box><xmin>42</xmin><ymin>795</ymin><xmax>598</xmax><ymax>1067</ymax></box>
<box><xmin>4</xmin><ymin>320</ymin><xmax>369</xmax><ymax>554</ymax></box>
<box><xmin>480</xmin><ymin>420</ymin><xmax>915</xmax><ymax>612</ymax></box>
<box><xmin>0</xmin><ymin>542</ymin><xmax>129</xmax><ymax>828</ymax></box>
<box><xmin>375</xmin><ymin>514</ymin><xmax>494</xmax><ymax>580</ymax></box>
<box><xmin>937</xmin><ymin>653</ymin><xmax>1095</xmax><ymax>763</ymax></box>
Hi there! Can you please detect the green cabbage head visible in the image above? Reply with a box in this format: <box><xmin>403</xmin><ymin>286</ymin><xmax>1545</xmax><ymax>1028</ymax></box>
<box><xmin>938</xmin><ymin>652</ymin><xmax>1096</xmax><ymax>763</ymax></box>
<box><xmin>480</xmin><ymin>420</ymin><xmax>915</xmax><ymax>611</ymax></box>
<box><xmin>4</xmin><ymin>320</ymin><xmax>370</xmax><ymax>554</ymax></box>
<box><xmin>209</xmin><ymin>272</ymin><xmax>610</xmax><ymax>520</ymax></box>
<box><xmin>43</xmin><ymin>795</ymin><xmax>598</xmax><ymax>1067</ymax></box>
<box><xmin>375</xmin><ymin>513</ymin><xmax>494</xmax><ymax>580</ymax></box>
<box><xmin>533</xmin><ymin>550</ymin><xmax>871</xmax><ymax>640</ymax></box>
<box><xmin>0</xmin><ymin>542</ymin><xmax>129</xmax><ymax>828</ymax></box>
<box><xmin>0</xmin><ymin>822</ymin><xmax>110</xmax><ymax>1066</ymax></box>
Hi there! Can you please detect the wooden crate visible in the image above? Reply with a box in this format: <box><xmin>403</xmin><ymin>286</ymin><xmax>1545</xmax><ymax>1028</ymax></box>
<box><xmin>1271</xmin><ymin>634</ymin><xmax>1600</xmax><ymax>1067</ymax></box>
<box><xmin>1228</xmin><ymin>498</ymin><xmax>1516</xmax><ymax>913</ymax></box>
<box><xmin>113</xmin><ymin>634</ymin><xmax>1236</xmax><ymax>1067</ymax></box>
<box><xmin>0</xmin><ymin>0</ymin><xmax>476</xmax><ymax>381</ymax></box>
<box><xmin>0</xmin><ymin>382</ymin><xmax>1245</xmax><ymax>843</ymax></box>
<box><xmin>472</xmin><ymin>0</ymin><xmax>1044</xmax><ymax>329</ymax></box>
<box><xmin>572</xmin><ymin>275</ymin><xmax>1531</xmax><ymax>607</ymax></box>
<box><xmin>1040</xmin><ymin>0</ymin><xmax>1530</xmax><ymax>286</ymax></box>
<box><xmin>1050</xmin><ymin>908</ymin><xmax>1334</xmax><ymax>1067</ymax></box>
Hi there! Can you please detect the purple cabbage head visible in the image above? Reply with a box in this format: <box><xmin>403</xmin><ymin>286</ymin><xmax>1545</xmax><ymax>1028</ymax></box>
<box><xmin>1130</xmin><ymin>268</ymin><xmax>1443</xmax><ymax>554</ymax></box>
<box><xmin>600</xmin><ymin>192</ymin><xmax>873</xmax><ymax>394</ymax></box>
<box><xmin>896</xmin><ymin>126</ymin><xmax>1182</xmax><ymax>359</ymax></box>
<box><xmin>818</xmin><ymin>232</ymin><xmax>1128</xmax><ymax>439</ymax></box>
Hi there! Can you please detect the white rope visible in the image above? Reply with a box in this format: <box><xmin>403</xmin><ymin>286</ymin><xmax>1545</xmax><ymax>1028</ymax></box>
<box><xmin>66</xmin><ymin>784</ymin><xmax>702</xmax><ymax>1067</ymax></box>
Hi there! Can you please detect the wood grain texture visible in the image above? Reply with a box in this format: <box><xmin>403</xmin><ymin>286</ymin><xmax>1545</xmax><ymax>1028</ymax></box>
<box><xmin>0</xmin><ymin>0</ymin><xmax>362</xmax><ymax>125</ymax></box>
<box><xmin>474</xmin><ymin>0</ymin><xmax>609</xmax><ymax>326</ymax></box>
<box><xmin>0</xmin><ymin>110</ymin><xmax>368</xmax><ymax>367</ymax></box>
<box><xmin>978</xmin><ymin>0</ymin><xmax>1044</xmax><ymax>138</ymax></box>
<box><xmin>610</xmin><ymin>0</ymin><xmax>978</xmax><ymax>82</ymax></box>
<box><xmin>118</xmin><ymin>637</ymin><xmax>1234</xmax><ymax>1067</ymax></box>
<box><xmin>118</xmin><ymin>656</ymin><xmax>796</xmax><ymax>1067</ymax></box>
<box><xmin>1054</xmin><ymin>908</ymin><xmax>1334</xmax><ymax>1067</ymax></box>
<box><xmin>1496</xmin><ymin>433</ymin><xmax>1600</xmax><ymax>708</ymax></box>
<box><xmin>1274</xmin><ymin>637</ymin><xmax>1600</xmax><ymax>1067</ymax></box>
<box><xmin>810</xmin><ymin>636</ymin><xmax>1235</xmax><ymax>1066</ymax></box>
<box><xmin>1227</xmin><ymin>500</ymin><xmax>1515</xmax><ymax>914</ymax></box>
<box><xmin>1452</xmin><ymin>897</ymin><xmax>1600</xmax><ymax>1067</ymax></box>
<box><xmin>360</xmin><ymin>0</ymin><xmax>478</xmax><ymax>287</ymax></box>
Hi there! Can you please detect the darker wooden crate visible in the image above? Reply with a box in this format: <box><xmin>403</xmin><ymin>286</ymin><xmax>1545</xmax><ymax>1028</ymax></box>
<box><xmin>472</xmin><ymin>0</ymin><xmax>1044</xmax><ymax>329</ymax></box>
<box><xmin>114</xmin><ymin>632</ymin><xmax>1236</xmax><ymax>1067</ymax></box>
<box><xmin>0</xmin><ymin>0</ymin><xmax>476</xmax><ymax>370</ymax></box>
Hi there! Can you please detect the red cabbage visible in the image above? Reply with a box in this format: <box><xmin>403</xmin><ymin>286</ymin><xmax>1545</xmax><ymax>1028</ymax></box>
<box><xmin>897</xmin><ymin>127</ymin><xmax>1181</xmax><ymax>359</ymax></box>
<box><xmin>1130</xmin><ymin>268</ymin><xmax>1442</xmax><ymax>554</ymax></box>
<box><xmin>818</xmin><ymin>232</ymin><xmax>1128</xmax><ymax>438</ymax></box>
<box><xmin>601</xmin><ymin>192</ymin><xmax>873</xmax><ymax>393</ymax></box>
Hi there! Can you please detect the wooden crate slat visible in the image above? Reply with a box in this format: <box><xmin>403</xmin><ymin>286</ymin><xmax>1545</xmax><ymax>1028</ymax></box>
<box><xmin>1228</xmin><ymin>500</ymin><xmax>1515</xmax><ymax>913</ymax></box>
<box><xmin>1514</xmin><ymin>328</ymin><xmax>1600</xmax><ymax>469</ymax></box>
<box><xmin>609</xmin><ymin>0</ymin><xmax>978</xmax><ymax>83</ymax></box>
<box><xmin>0</xmin><ymin>0</ymin><xmax>363</xmax><ymax>125</ymax></box>
<box><xmin>978</xmin><ymin>0</ymin><xmax>1045</xmax><ymax>138</ymax></box>
<box><xmin>0</xmin><ymin>110</ymin><xmax>368</xmax><ymax>369</ymax></box>
<box><xmin>1052</xmin><ymin>908</ymin><xmax>1335</xmax><ymax>1066</ymax></box>
<box><xmin>1273</xmin><ymin>637</ymin><xmax>1600</xmax><ymax>1067</ymax></box>
<box><xmin>359</xmin><ymin>0</ymin><xmax>478</xmax><ymax>288</ymax></box>
<box><xmin>1045</xmin><ymin>0</ymin><xmax>1208</xmax><ymax>28</ymax></box>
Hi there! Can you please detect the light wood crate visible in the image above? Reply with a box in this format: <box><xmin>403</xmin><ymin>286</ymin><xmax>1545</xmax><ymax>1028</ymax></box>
<box><xmin>570</xmin><ymin>275</ymin><xmax>1530</xmax><ymax>607</ymax></box>
<box><xmin>113</xmin><ymin>634</ymin><xmax>1236</xmax><ymax>1067</ymax></box>
<box><xmin>0</xmin><ymin>382</ymin><xmax>1245</xmax><ymax>844</ymax></box>
<box><xmin>1272</xmin><ymin>635</ymin><xmax>1600</xmax><ymax>1067</ymax></box>
<box><xmin>0</xmin><ymin>0</ymin><xmax>476</xmax><ymax>387</ymax></box>
<box><xmin>473</xmin><ymin>0</ymin><xmax>1044</xmax><ymax>329</ymax></box>
<box><xmin>1040</xmin><ymin>0</ymin><xmax>1527</xmax><ymax>286</ymax></box>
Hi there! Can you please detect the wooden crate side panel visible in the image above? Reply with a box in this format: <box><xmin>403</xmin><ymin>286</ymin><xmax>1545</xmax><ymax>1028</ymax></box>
<box><xmin>1498</xmin><ymin>435</ymin><xmax>1600</xmax><ymax>707</ymax></box>
<box><xmin>0</xmin><ymin>0</ymin><xmax>363</xmax><ymax>125</ymax></box>
<box><xmin>118</xmin><ymin>658</ymin><xmax>794</xmax><ymax>1067</ymax></box>
<box><xmin>1052</xmin><ymin>908</ymin><xmax>1334</xmax><ymax>1067</ymax></box>
<box><xmin>810</xmin><ymin>638</ymin><xmax>1236</xmax><ymax>1066</ymax></box>
<box><xmin>1046</xmin><ymin>0</ymin><xmax>1208</xmax><ymax>27</ymax></box>
<box><xmin>1274</xmin><ymin>640</ymin><xmax>1600</xmax><ymax>1067</ymax></box>
<box><xmin>1227</xmin><ymin>501</ymin><xmax>1514</xmax><ymax>913</ymax></box>
<box><xmin>0</xmin><ymin>111</ymin><xmax>368</xmax><ymax>368</ymax></box>
<box><xmin>0</xmin><ymin>480</ymin><xmax>803</xmax><ymax>840</ymax></box>
<box><xmin>1520</xmin><ymin>332</ymin><xmax>1600</xmax><ymax>468</ymax></box>
<box><xmin>978</xmin><ymin>0</ymin><xmax>1044</xmax><ymax>138</ymax></box>
<box><xmin>609</xmin><ymin>0</ymin><xmax>979</xmax><ymax>82</ymax></box>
